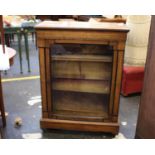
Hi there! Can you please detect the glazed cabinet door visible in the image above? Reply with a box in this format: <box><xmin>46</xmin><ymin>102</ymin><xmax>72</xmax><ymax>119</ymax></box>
<box><xmin>47</xmin><ymin>43</ymin><xmax>116</xmax><ymax>122</ymax></box>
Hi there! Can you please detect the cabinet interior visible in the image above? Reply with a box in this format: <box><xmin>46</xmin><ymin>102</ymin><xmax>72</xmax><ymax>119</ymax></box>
<box><xmin>51</xmin><ymin>43</ymin><xmax>113</xmax><ymax>122</ymax></box>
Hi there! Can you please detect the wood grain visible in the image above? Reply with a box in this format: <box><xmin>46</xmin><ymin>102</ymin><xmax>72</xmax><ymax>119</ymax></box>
<box><xmin>45</xmin><ymin>47</ymin><xmax>52</xmax><ymax>114</ymax></box>
<box><xmin>52</xmin><ymin>91</ymin><xmax>109</xmax><ymax>120</ymax></box>
<box><xmin>52</xmin><ymin>79</ymin><xmax>110</xmax><ymax>94</ymax></box>
<box><xmin>35</xmin><ymin>21</ymin><xmax>129</xmax><ymax>32</ymax></box>
<box><xmin>52</xmin><ymin>55</ymin><xmax>112</xmax><ymax>62</ymax></box>
<box><xmin>52</xmin><ymin>61</ymin><xmax>112</xmax><ymax>80</ymax></box>
<box><xmin>38</xmin><ymin>48</ymin><xmax>48</xmax><ymax>113</ymax></box>
<box><xmin>40</xmin><ymin>118</ymin><xmax>119</xmax><ymax>134</ymax></box>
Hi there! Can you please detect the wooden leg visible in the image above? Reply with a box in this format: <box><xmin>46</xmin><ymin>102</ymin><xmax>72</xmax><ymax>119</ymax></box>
<box><xmin>17</xmin><ymin>32</ymin><xmax>23</xmax><ymax>74</ymax></box>
<box><xmin>5</xmin><ymin>34</ymin><xmax>11</xmax><ymax>47</ymax></box>
<box><xmin>24</xmin><ymin>30</ymin><xmax>31</xmax><ymax>72</ymax></box>
<box><xmin>0</xmin><ymin>73</ymin><xmax>6</xmax><ymax>127</ymax></box>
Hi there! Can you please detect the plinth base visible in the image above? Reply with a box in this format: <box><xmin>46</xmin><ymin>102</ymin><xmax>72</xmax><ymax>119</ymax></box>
<box><xmin>40</xmin><ymin>118</ymin><xmax>119</xmax><ymax>135</ymax></box>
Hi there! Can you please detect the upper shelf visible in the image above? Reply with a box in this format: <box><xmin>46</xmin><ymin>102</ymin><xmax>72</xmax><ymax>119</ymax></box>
<box><xmin>35</xmin><ymin>21</ymin><xmax>129</xmax><ymax>32</ymax></box>
<box><xmin>52</xmin><ymin>55</ymin><xmax>112</xmax><ymax>63</ymax></box>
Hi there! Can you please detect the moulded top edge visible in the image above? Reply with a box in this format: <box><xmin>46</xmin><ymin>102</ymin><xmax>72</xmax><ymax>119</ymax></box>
<box><xmin>35</xmin><ymin>21</ymin><xmax>129</xmax><ymax>32</ymax></box>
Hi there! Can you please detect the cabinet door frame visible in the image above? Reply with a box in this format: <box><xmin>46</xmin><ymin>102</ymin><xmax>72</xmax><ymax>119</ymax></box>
<box><xmin>38</xmin><ymin>39</ymin><xmax>125</xmax><ymax>122</ymax></box>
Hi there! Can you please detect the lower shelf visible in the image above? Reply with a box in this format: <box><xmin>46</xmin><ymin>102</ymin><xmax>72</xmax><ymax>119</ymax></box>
<box><xmin>52</xmin><ymin>91</ymin><xmax>109</xmax><ymax>122</ymax></box>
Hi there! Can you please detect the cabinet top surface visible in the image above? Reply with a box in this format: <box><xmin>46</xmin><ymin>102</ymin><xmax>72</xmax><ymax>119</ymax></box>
<box><xmin>35</xmin><ymin>21</ymin><xmax>129</xmax><ymax>32</ymax></box>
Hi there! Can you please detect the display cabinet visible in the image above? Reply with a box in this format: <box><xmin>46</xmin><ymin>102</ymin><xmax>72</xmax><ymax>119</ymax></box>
<box><xmin>35</xmin><ymin>21</ymin><xmax>129</xmax><ymax>134</ymax></box>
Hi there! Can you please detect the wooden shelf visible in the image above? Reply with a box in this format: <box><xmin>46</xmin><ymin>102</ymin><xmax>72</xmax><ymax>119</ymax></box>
<box><xmin>52</xmin><ymin>55</ymin><xmax>112</xmax><ymax>62</ymax></box>
<box><xmin>52</xmin><ymin>91</ymin><xmax>109</xmax><ymax>122</ymax></box>
<box><xmin>53</xmin><ymin>78</ymin><xmax>110</xmax><ymax>94</ymax></box>
<box><xmin>52</xmin><ymin>60</ymin><xmax>112</xmax><ymax>80</ymax></box>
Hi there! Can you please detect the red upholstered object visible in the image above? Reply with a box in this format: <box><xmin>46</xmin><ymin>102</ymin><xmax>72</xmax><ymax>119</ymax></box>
<box><xmin>121</xmin><ymin>66</ymin><xmax>145</xmax><ymax>96</ymax></box>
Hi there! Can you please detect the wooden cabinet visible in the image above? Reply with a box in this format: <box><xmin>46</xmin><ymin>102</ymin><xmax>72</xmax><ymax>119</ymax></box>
<box><xmin>35</xmin><ymin>21</ymin><xmax>129</xmax><ymax>134</ymax></box>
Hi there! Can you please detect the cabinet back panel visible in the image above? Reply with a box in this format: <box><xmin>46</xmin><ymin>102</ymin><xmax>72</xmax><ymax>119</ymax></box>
<box><xmin>52</xmin><ymin>61</ymin><xmax>112</xmax><ymax>80</ymax></box>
